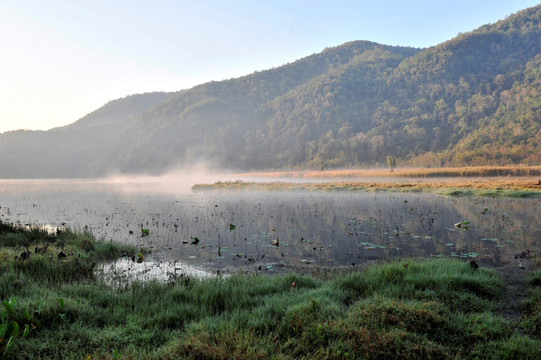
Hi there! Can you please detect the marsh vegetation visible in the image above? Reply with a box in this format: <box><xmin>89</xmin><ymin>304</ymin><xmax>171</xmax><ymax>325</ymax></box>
<box><xmin>1</xmin><ymin>221</ymin><xmax>541</xmax><ymax>359</ymax></box>
<box><xmin>1</xmin><ymin>179</ymin><xmax>540</xmax><ymax>272</ymax></box>
<box><xmin>1</xmin><ymin>175</ymin><xmax>540</xmax><ymax>358</ymax></box>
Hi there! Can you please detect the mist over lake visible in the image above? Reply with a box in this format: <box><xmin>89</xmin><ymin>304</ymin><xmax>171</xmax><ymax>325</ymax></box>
<box><xmin>1</xmin><ymin>178</ymin><xmax>539</xmax><ymax>272</ymax></box>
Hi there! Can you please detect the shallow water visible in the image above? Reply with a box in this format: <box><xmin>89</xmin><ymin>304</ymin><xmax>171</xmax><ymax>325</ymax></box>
<box><xmin>1</xmin><ymin>179</ymin><xmax>539</xmax><ymax>272</ymax></box>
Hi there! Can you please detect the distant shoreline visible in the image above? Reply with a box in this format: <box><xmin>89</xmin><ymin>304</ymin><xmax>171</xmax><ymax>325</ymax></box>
<box><xmin>193</xmin><ymin>166</ymin><xmax>541</xmax><ymax>197</ymax></box>
<box><xmin>233</xmin><ymin>165</ymin><xmax>541</xmax><ymax>179</ymax></box>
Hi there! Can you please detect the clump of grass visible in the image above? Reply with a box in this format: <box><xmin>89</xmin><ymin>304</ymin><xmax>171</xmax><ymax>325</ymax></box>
<box><xmin>519</xmin><ymin>270</ymin><xmax>541</xmax><ymax>337</ymax></box>
<box><xmin>438</xmin><ymin>188</ymin><xmax>475</xmax><ymax>196</ymax></box>
<box><xmin>470</xmin><ymin>335</ymin><xmax>541</xmax><ymax>360</ymax></box>
<box><xmin>336</xmin><ymin>259</ymin><xmax>505</xmax><ymax>312</ymax></box>
<box><xmin>0</xmin><ymin>224</ymin><xmax>135</xmax><ymax>290</ymax></box>
<box><xmin>526</xmin><ymin>269</ymin><xmax>541</xmax><ymax>287</ymax></box>
<box><xmin>0</xmin><ymin>225</ymin><xmax>54</xmax><ymax>248</ymax></box>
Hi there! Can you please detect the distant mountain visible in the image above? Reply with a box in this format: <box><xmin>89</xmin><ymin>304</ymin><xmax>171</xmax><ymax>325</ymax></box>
<box><xmin>1</xmin><ymin>5</ymin><xmax>539</xmax><ymax>178</ymax></box>
<box><xmin>0</xmin><ymin>92</ymin><xmax>173</xmax><ymax>178</ymax></box>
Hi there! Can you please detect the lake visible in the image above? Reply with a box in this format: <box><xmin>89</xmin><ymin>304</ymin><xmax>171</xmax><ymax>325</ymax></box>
<box><xmin>1</xmin><ymin>178</ymin><xmax>539</xmax><ymax>274</ymax></box>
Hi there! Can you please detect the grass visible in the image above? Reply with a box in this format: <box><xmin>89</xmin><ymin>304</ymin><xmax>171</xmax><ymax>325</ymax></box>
<box><xmin>1</xmin><ymin>221</ymin><xmax>541</xmax><ymax>359</ymax></box>
<box><xmin>234</xmin><ymin>165</ymin><xmax>541</xmax><ymax>178</ymax></box>
<box><xmin>520</xmin><ymin>269</ymin><xmax>541</xmax><ymax>338</ymax></box>
<box><xmin>193</xmin><ymin>178</ymin><xmax>541</xmax><ymax>197</ymax></box>
<box><xmin>198</xmin><ymin>165</ymin><xmax>541</xmax><ymax>197</ymax></box>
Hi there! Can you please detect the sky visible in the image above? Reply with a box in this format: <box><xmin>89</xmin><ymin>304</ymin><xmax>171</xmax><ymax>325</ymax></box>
<box><xmin>1</xmin><ymin>0</ymin><xmax>539</xmax><ymax>133</ymax></box>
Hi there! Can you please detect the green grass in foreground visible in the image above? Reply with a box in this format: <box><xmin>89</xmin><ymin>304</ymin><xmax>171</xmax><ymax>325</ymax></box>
<box><xmin>1</xmin><ymin>221</ymin><xmax>541</xmax><ymax>359</ymax></box>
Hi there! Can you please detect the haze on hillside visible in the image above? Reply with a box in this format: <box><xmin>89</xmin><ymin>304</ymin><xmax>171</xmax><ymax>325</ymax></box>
<box><xmin>0</xmin><ymin>4</ymin><xmax>540</xmax><ymax>179</ymax></box>
<box><xmin>1</xmin><ymin>0</ymin><xmax>538</xmax><ymax>133</ymax></box>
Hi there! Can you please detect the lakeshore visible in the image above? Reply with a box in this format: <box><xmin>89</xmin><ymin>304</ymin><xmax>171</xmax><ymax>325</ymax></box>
<box><xmin>193</xmin><ymin>166</ymin><xmax>541</xmax><ymax>197</ymax></box>
<box><xmin>1</xmin><ymin>221</ymin><xmax>541</xmax><ymax>359</ymax></box>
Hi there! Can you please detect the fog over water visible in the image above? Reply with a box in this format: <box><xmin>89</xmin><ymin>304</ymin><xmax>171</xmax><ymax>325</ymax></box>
<box><xmin>1</xmin><ymin>173</ymin><xmax>539</xmax><ymax>274</ymax></box>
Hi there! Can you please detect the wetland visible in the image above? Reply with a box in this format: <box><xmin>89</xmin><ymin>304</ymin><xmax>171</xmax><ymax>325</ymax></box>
<box><xmin>1</xmin><ymin>177</ymin><xmax>539</xmax><ymax>274</ymax></box>
<box><xmin>1</xmin><ymin>173</ymin><xmax>541</xmax><ymax>359</ymax></box>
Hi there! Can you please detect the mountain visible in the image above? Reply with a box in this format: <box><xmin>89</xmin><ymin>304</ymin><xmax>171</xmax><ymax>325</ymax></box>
<box><xmin>1</xmin><ymin>5</ymin><xmax>540</xmax><ymax>178</ymax></box>
<box><xmin>0</xmin><ymin>92</ymin><xmax>173</xmax><ymax>178</ymax></box>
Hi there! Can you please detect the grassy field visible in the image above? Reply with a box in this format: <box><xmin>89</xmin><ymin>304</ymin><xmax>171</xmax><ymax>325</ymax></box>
<box><xmin>194</xmin><ymin>166</ymin><xmax>541</xmax><ymax>197</ymax></box>
<box><xmin>234</xmin><ymin>165</ymin><xmax>541</xmax><ymax>179</ymax></box>
<box><xmin>1</xmin><ymin>221</ymin><xmax>541</xmax><ymax>359</ymax></box>
<box><xmin>193</xmin><ymin>178</ymin><xmax>541</xmax><ymax>197</ymax></box>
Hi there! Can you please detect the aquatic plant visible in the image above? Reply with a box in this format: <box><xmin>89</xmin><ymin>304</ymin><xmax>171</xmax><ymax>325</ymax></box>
<box><xmin>0</xmin><ymin>298</ymin><xmax>30</xmax><ymax>357</ymax></box>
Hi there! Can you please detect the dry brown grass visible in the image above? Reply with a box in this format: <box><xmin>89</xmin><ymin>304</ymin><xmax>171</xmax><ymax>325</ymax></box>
<box><xmin>235</xmin><ymin>165</ymin><xmax>541</xmax><ymax>179</ymax></box>
<box><xmin>203</xmin><ymin>166</ymin><xmax>541</xmax><ymax>196</ymax></box>
<box><xmin>193</xmin><ymin>177</ymin><xmax>541</xmax><ymax>196</ymax></box>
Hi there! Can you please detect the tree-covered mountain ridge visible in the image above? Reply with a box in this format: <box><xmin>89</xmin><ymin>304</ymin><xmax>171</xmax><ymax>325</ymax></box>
<box><xmin>1</xmin><ymin>5</ymin><xmax>540</xmax><ymax>178</ymax></box>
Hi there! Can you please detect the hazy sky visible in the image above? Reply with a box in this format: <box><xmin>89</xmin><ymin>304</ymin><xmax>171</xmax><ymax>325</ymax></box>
<box><xmin>1</xmin><ymin>0</ymin><xmax>539</xmax><ymax>133</ymax></box>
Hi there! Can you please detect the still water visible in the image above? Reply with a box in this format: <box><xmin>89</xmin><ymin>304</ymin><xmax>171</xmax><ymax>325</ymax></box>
<box><xmin>1</xmin><ymin>179</ymin><xmax>539</xmax><ymax>272</ymax></box>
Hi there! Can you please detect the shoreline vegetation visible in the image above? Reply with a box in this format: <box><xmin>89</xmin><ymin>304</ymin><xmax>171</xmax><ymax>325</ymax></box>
<box><xmin>235</xmin><ymin>166</ymin><xmax>541</xmax><ymax>179</ymax></box>
<box><xmin>1</xmin><ymin>221</ymin><xmax>541</xmax><ymax>359</ymax></box>
<box><xmin>193</xmin><ymin>166</ymin><xmax>541</xmax><ymax>197</ymax></box>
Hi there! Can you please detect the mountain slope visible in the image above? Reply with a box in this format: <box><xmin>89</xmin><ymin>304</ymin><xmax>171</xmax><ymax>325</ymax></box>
<box><xmin>0</xmin><ymin>92</ymin><xmax>174</xmax><ymax>178</ymax></box>
<box><xmin>112</xmin><ymin>42</ymin><xmax>418</xmax><ymax>171</ymax></box>
<box><xmin>0</xmin><ymin>5</ymin><xmax>539</xmax><ymax>178</ymax></box>
<box><xmin>252</xmin><ymin>4</ymin><xmax>541</xmax><ymax>168</ymax></box>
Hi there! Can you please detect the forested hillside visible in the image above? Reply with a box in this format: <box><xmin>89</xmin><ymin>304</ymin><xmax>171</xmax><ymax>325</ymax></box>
<box><xmin>1</xmin><ymin>5</ymin><xmax>539</xmax><ymax>178</ymax></box>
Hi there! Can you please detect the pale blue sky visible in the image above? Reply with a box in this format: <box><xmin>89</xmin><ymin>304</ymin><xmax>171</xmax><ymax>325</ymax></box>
<box><xmin>1</xmin><ymin>0</ymin><xmax>539</xmax><ymax>133</ymax></box>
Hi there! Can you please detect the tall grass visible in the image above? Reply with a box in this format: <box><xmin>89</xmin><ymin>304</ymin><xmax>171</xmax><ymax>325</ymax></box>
<box><xmin>235</xmin><ymin>165</ymin><xmax>541</xmax><ymax>179</ymax></box>
<box><xmin>2</xmin><ymin>221</ymin><xmax>541</xmax><ymax>359</ymax></box>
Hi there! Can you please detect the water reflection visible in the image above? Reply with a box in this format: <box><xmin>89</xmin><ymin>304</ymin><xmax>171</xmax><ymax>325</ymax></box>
<box><xmin>95</xmin><ymin>258</ymin><xmax>216</xmax><ymax>286</ymax></box>
<box><xmin>1</xmin><ymin>180</ymin><xmax>539</xmax><ymax>269</ymax></box>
